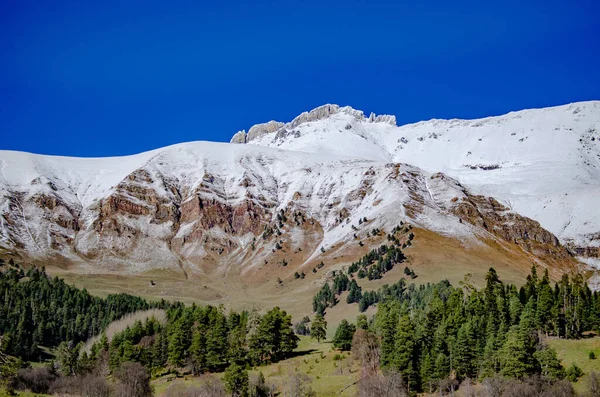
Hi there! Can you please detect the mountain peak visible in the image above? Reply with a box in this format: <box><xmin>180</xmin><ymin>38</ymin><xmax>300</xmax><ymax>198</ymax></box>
<box><xmin>230</xmin><ymin>104</ymin><xmax>397</xmax><ymax>143</ymax></box>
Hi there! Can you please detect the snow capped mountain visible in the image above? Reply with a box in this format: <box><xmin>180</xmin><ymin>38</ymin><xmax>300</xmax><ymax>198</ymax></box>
<box><xmin>0</xmin><ymin>142</ymin><xmax>478</xmax><ymax>272</ymax></box>
<box><xmin>236</xmin><ymin>101</ymin><xmax>600</xmax><ymax>261</ymax></box>
<box><xmin>0</xmin><ymin>101</ymin><xmax>597</xmax><ymax>279</ymax></box>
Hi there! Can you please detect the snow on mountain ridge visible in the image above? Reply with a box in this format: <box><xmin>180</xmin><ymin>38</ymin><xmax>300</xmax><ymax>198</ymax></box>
<box><xmin>242</xmin><ymin>101</ymin><xmax>600</xmax><ymax>255</ymax></box>
<box><xmin>0</xmin><ymin>142</ymin><xmax>375</xmax><ymax>210</ymax></box>
<box><xmin>230</xmin><ymin>104</ymin><xmax>397</xmax><ymax>144</ymax></box>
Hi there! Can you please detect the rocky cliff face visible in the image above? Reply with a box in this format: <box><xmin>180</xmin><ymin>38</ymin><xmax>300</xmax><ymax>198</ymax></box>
<box><xmin>247</xmin><ymin>121</ymin><xmax>285</xmax><ymax>142</ymax></box>
<box><xmin>440</xmin><ymin>178</ymin><xmax>570</xmax><ymax>261</ymax></box>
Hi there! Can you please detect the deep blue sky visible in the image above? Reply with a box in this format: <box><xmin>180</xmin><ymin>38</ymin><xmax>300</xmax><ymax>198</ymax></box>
<box><xmin>1</xmin><ymin>1</ymin><xmax>599</xmax><ymax>157</ymax></box>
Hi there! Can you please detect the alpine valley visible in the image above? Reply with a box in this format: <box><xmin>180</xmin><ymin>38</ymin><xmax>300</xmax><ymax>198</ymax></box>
<box><xmin>1</xmin><ymin>101</ymin><xmax>599</xmax><ymax>317</ymax></box>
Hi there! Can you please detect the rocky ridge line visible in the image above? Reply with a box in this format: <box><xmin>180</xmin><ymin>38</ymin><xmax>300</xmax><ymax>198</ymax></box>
<box><xmin>230</xmin><ymin>104</ymin><xmax>397</xmax><ymax>143</ymax></box>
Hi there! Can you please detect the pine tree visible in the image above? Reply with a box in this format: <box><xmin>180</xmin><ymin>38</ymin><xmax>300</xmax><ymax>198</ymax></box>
<box><xmin>454</xmin><ymin>320</ymin><xmax>477</xmax><ymax>380</ymax></box>
<box><xmin>99</xmin><ymin>332</ymin><xmax>109</xmax><ymax>351</ymax></box>
<box><xmin>228</xmin><ymin>326</ymin><xmax>248</xmax><ymax>365</ymax></box>
<box><xmin>224</xmin><ymin>363</ymin><xmax>249</xmax><ymax>397</ymax></box>
<box><xmin>356</xmin><ymin>314</ymin><xmax>368</xmax><ymax>330</ymax></box>
<box><xmin>536</xmin><ymin>269</ymin><xmax>555</xmax><ymax>335</ymax></box>
<box><xmin>205</xmin><ymin>311</ymin><xmax>227</xmax><ymax>369</ymax></box>
<box><xmin>332</xmin><ymin>320</ymin><xmax>356</xmax><ymax>351</ymax></box>
<box><xmin>480</xmin><ymin>332</ymin><xmax>498</xmax><ymax>377</ymax></box>
<box><xmin>517</xmin><ymin>299</ymin><xmax>539</xmax><ymax>373</ymax></box>
<box><xmin>420</xmin><ymin>352</ymin><xmax>434</xmax><ymax>392</ymax></box>
<box><xmin>190</xmin><ymin>328</ymin><xmax>207</xmax><ymax>374</ymax></box>
<box><xmin>347</xmin><ymin>279</ymin><xmax>363</xmax><ymax>304</ymax></box>
<box><xmin>121</xmin><ymin>340</ymin><xmax>134</xmax><ymax>362</ymax></box>
<box><xmin>149</xmin><ymin>333</ymin><xmax>161</xmax><ymax>369</ymax></box>
<box><xmin>433</xmin><ymin>352</ymin><xmax>450</xmax><ymax>380</ymax></box>
<box><xmin>566</xmin><ymin>274</ymin><xmax>586</xmax><ymax>339</ymax></box>
<box><xmin>56</xmin><ymin>341</ymin><xmax>81</xmax><ymax>376</ymax></box>
<box><xmin>534</xmin><ymin>346</ymin><xmax>564</xmax><ymax>379</ymax></box>
<box><xmin>393</xmin><ymin>314</ymin><xmax>417</xmax><ymax>391</ymax></box>
<box><xmin>498</xmin><ymin>328</ymin><xmax>528</xmax><ymax>378</ymax></box>
<box><xmin>484</xmin><ymin>268</ymin><xmax>501</xmax><ymax>329</ymax></box>
<box><xmin>375</xmin><ymin>302</ymin><xmax>400</xmax><ymax>368</ymax></box>
<box><xmin>524</xmin><ymin>265</ymin><xmax>539</xmax><ymax>303</ymax></box>
<box><xmin>168</xmin><ymin>322</ymin><xmax>187</xmax><ymax>367</ymax></box>
<box><xmin>310</xmin><ymin>314</ymin><xmax>327</xmax><ymax>343</ymax></box>
<box><xmin>508</xmin><ymin>293</ymin><xmax>523</xmax><ymax>326</ymax></box>
<box><xmin>248</xmin><ymin>307</ymin><xmax>298</xmax><ymax>363</ymax></box>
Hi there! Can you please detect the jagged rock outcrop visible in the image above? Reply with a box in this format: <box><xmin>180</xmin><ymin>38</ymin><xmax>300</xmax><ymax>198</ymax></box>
<box><xmin>232</xmin><ymin>104</ymin><xmax>398</xmax><ymax>143</ymax></box>
<box><xmin>288</xmin><ymin>104</ymin><xmax>347</xmax><ymax>128</ymax></box>
<box><xmin>368</xmin><ymin>112</ymin><xmax>396</xmax><ymax>126</ymax></box>
<box><xmin>230</xmin><ymin>130</ymin><xmax>246</xmax><ymax>144</ymax></box>
<box><xmin>178</xmin><ymin>194</ymin><xmax>268</xmax><ymax>235</ymax></box>
<box><xmin>567</xmin><ymin>244</ymin><xmax>600</xmax><ymax>259</ymax></box>
<box><xmin>247</xmin><ymin>121</ymin><xmax>285</xmax><ymax>142</ymax></box>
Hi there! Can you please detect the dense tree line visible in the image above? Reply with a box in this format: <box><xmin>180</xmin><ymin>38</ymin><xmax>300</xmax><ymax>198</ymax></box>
<box><xmin>0</xmin><ymin>266</ymin><xmax>165</xmax><ymax>360</ymax></box>
<box><xmin>356</xmin><ymin>278</ymin><xmax>451</xmax><ymax>313</ymax></box>
<box><xmin>348</xmin><ymin>244</ymin><xmax>406</xmax><ymax>280</ymax></box>
<box><xmin>347</xmin><ymin>266</ymin><xmax>600</xmax><ymax>393</ymax></box>
<box><xmin>90</xmin><ymin>304</ymin><xmax>298</xmax><ymax>375</ymax></box>
<box><xmin>312</xmin><ymin>240</ymin><xmax>407</xmax><ymax>315</ymax></box>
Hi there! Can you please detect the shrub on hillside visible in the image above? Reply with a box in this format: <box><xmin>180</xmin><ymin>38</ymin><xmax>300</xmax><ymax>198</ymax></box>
<box><xmin>17</xmin><ymin>367</ymin><xmax>56</xmax><ymax>394</ymax></box>
<box><xmin>114</xmin><ymin>362</ymin><xmax>153</xmax><ymax>397</ymax></box>
<box><xmin>45</xmin><ymin>373</ymin><xmax>111</xmax><ymax>397</ymax></box>
<box><xmin>163</xmin><ymin>376</ymin><xmax>226</xmax><ymax>397</ymax></box>
<box><xmin>357</xmin><ymin>370</ymin><xmax>408</xmax><ymax>397</ymax></box>
<box><xmin>565</xmin><ymin>363</ymin><xmax>584</xmax><ymax>382</ymax></box>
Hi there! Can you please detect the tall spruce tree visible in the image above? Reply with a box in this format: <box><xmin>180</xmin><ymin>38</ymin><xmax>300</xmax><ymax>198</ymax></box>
<box><xmin>536</xmin><ymin>269</ymin><xmax>555</xmax><ymax>335</ymax></box>
<box><xmin>393</xmin><ymin>314</ymin><xmax>417</xmax><ymax>391</ymax></box>
<box><xmin>454</xmin><ymin>320</ymin><xmax>477</xmax><ymax>379</ymax></box>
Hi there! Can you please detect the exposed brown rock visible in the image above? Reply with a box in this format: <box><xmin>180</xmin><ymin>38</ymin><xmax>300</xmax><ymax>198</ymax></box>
<box><xmin>567</xmin><ymin>244</ymin><xmax>600</xmax><ymax>259</ymax></box>
<box><xmin>451</xmin><ymin>193</ymin><xmax>570</xmax><ymax>259</ymax></box>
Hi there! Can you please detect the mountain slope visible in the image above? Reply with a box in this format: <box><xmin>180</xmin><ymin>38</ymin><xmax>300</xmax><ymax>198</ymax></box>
<box><xmin>237</xmin><ymin>101</ymin><xmax>600</xmax><ymax>262</ymax></box>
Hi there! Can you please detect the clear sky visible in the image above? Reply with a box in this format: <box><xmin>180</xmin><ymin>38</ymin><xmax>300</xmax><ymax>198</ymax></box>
<box><xmin>1</xmin><ymin>0</ymin><xmax>599</xmax><ymax>157</ymax></box>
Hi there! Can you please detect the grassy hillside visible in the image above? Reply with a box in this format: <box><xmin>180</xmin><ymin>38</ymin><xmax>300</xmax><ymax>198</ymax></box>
<box><xmin>547</xmin><ymin>335</ymin><xmax>600</xmax><ymax>392</ymax></box>
<box><xmin>51</xmin><ymin>227</ymin><xmax>543</xmax><ymax>329</ymax></box>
